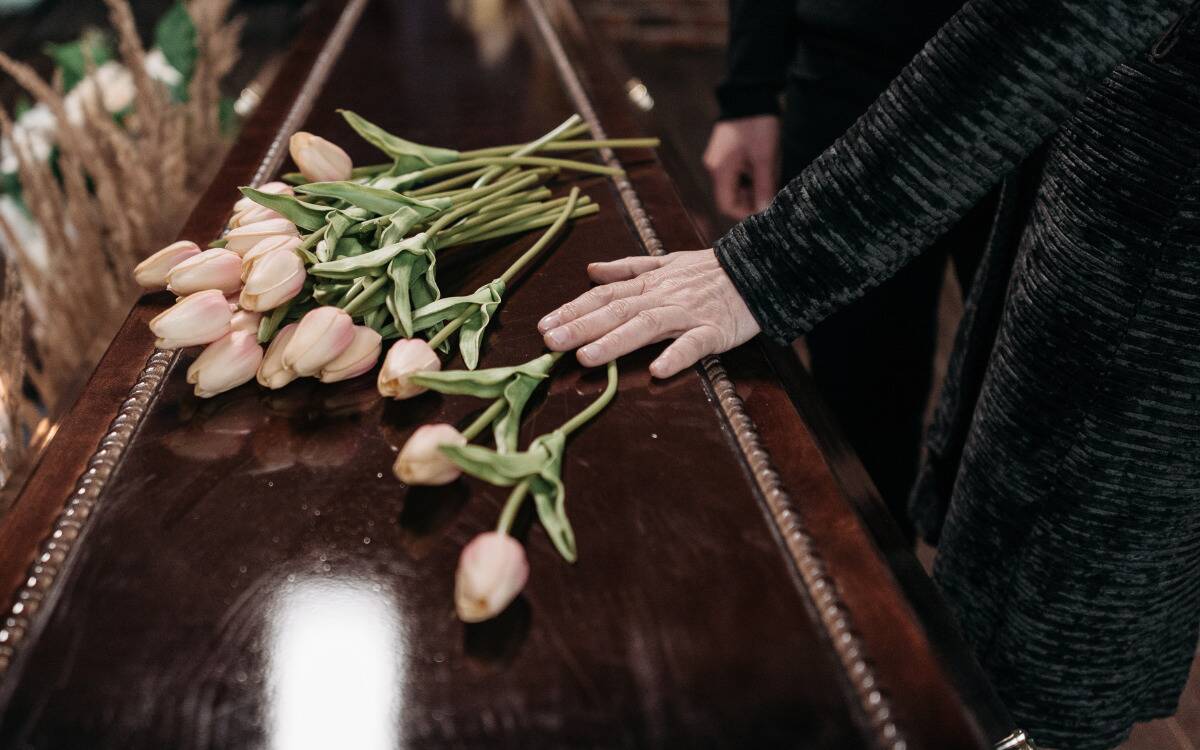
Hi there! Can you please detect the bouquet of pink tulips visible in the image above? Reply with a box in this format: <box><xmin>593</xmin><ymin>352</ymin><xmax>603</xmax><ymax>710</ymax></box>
<box><xmin>133</xmin><ymin>110</ymin><xmax>650</xmax><ymax>624</ymax></box>
<box><xmin>134</xmin><ymin>110</ymin><xmax>656</xmax><ymax>398</ymax></box>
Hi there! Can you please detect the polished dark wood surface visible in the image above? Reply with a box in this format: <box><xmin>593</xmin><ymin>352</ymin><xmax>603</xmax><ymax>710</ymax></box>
<box><xmin>0</xmin><ymin>1</ymin><xmax>998</xmax><ymax>747</ymax></box>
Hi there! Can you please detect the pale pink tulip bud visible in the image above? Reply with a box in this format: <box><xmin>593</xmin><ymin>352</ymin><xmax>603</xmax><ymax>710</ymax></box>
<box><xmin>149</xmin><ymin>289</ymin><xmax>233</xmax><ymax>349</ymax></box>
<box><xmin>239</xmin><ymin>248</ymin><xmax>305</xmax><ymax>312</ymax></box>
<box><xmin>242</xmin><ymin>235</ymin><xmax>302</xmax><ymax>282</ymax></box>
<box><xmin>455</xmin><ymin>532</ymin><xmax>530</xmax><ymax>623</ymax></box>
<box><xmin>165</xmin><ymin>248</ymin><xmax>243</xmax><ymax>296</ymax></box>
<box><xmin>282</xmin><ymin>306</ymin><xmax>355</xmax><ymax>376</ymax></box>
<box><xmin>230</xmin><ymin>308</ymin><xmax>263</xmax><ymax>334</ymax></box>
<box><xmin>393</xmin><ymin>423</ymin><xmax>466</xmax><ymax>485</ymax></box>
<box><xmin>186</xmin><ymin>330</ymin><xmax>264</xmax><ymax>398</ymax></box>
<box><xmin>377</xmin><ymin>339</ymin><xmax>441</xmax><ymax>399</ymax></box>
<box><xmin>225</xmin><ymin>218</ymin><xmax>298</xmax><ymax>256</ymax></box>
<box><xmin>319</xmin><ymin>326</ymin><xmax>382</xmax><ymax>383</ymax></box>
<box><xmin>232</xmin><ymin>180</ymin><xmax>293</xmax><ymax>214</ymax></box>
<box><xmin>257</xmin><ymin>323</ymin><xmax>300</xmax><ymax>389</ymax></box>
<box><xmin>134</xmin><ymin>240</ymin><xmax>201</xmax><ymax>290</ymax></box>
<box><xmin>229</xmin><ymin>203</ymin><xmax>284</xmax><ymax>229</ymax></box>
<box><xmin>289</xmin><ymin>131</ymin><xmax>353</xmax><ymax>182</ymax></box>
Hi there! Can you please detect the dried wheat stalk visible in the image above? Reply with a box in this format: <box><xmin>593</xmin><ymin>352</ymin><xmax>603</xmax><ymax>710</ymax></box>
<box><xmin>0</xmin><ymin>0</ymin><xmax>243</xmax><ymax>490</ymax></box>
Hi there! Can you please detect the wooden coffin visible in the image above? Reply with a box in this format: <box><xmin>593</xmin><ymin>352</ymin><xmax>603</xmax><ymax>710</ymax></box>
<box><xmin>0</xmin><ymin>1</ymin><xmax>1022</xmax><ymax>747</ymax></box>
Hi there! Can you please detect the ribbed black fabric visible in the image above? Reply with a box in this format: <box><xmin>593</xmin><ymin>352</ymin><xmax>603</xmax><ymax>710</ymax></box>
<box><xmin>714</xmin><ymin>1</ymin><xmax>1200</xmax><ymax>748</ymax></box>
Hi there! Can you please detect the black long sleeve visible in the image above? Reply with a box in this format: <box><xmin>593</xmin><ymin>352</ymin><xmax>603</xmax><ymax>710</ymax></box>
<box><xmin>714</xmin><ymin>0</ymin><xmax>1188</xmax><ymax>343</ymax></box>
<box><xmin>715</xmin><ymin>0</ymin><xmax>798</xmax><ymax>119</ymax></box>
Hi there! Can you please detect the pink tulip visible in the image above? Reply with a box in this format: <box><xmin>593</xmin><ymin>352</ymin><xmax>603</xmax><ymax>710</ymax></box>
<box><xmin>232</xmin><ymin>180</ymin><xmax>293</xmax><ymax>214</ymax></box>
<box><xmin>282</xmin><ymin>306</ymin><xmax>355</xmax><ymax>376</ymax></box>
<box><xmin>149</xmin><ymin>289</ymin><xmax>232</xmax><ymax>348</ymax></box>
<box><xmin>241</xmin><ymin>235</ymin><xmax>302</xmax><ymax>282</ymax></box>
<box><xmin>319</xmin><ymin>325</ymin><xmax>382</xmax><ymax>383</ymax></box>
<box><xmin>134</xmin><ymin>240</ymin><xmax>201</xmax><ymax>290</ymax></box>
<box><xmin>230</xmin><ymin>308</ymin><xmax>262</xmax><ymax>334</ymax></box>
<box><xmin>225</xmin><ymin>218</ymin><xmax>298</xmax><ymax>256</ymax></box>
<box><xmin>239</xmin><ymin>247</ymin><xmax>305</xmax><ymax>312</ymax></box>
<box><xmin>377</xmin><ymin>339</ymin><xmax>441</xmax><ymax>399</ymax></box>
<box><xmin>257</xmin><ymin>323</ymin><xmax>300</xmax><ymax>389</ymax></box>
<box><xmin>229</xmin><ymin>203</ymin><xmax>284</xmax><ymax>229</ymax></box>
<box><xmin>455</xmin><ymin>532</ymin><xmax>530</xmax><ymax>623</ymax></box>
<box><xmin>289</xmin><ymin>131</ymin><xmax>353</xmax><ymax>182</ymax></box>
<box><xmin>165</xmin><ymin>248</ymin><xmax>243</xmax><ymax>296</ymax></box>
<box><xmin>393</xmin><ymin>423</ymin><xmax>466</xmax><ymax>485</ymax></box>
<box><xmin>186</xmin><ymin>330</ymin><xmax>264</xmax><ymax>398</ymax></box>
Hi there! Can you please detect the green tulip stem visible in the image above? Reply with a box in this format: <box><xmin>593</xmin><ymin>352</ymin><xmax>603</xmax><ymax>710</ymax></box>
<box><xmin>426</xmin><ymin>189</ymin><xmax>578</xmax><ymax>351</ymax></box>
<box><xmin>405</xmin><ymin>167</ymin><xmax>490</xmax><ymax>197</ymax></box>
<box><xmin>341</xmin><ymin>275</ymin><xmax>388</xmax><ymax>316</ymax></box>
<box><xmin>440</xmin><ymin>204</ymin><xmax>599</xmax><ymax>247</ymax></box>
<box><xmin>404</xmin><ymin>155</ymin><xmax>622</xmax><ymax>184</ymax></box>
<box><xmin>461</xmin><ymin>397</ymin><xmax>508</xmax><ymax>442</ymax></box>
<box><xmin>459</xmin><ymin>137</ymin><xmax>661</xmax><ymax>159</ymax></box>
<box><xmin>473</xmin><ymin>115</ymin><xmax>583</xmax><ymax>188</ymax></box>
<box><xmin>424</xmin><ymin>172</ymin><xmax>543</xmax><ymax>237</ymax></box>
<box><xmin>496</xmin><ymin>479</ymin><xmax>531</xmax><ymax>536</ymax></box>
<box><xmin>297</xmin><ymin>224</ymin><xmax>328</xmax><ymax>253</ymax></box>
<box><xmin>560</xmin><ymin>360</ymin><xmax>619</xmax><ymax>437</ymax></box>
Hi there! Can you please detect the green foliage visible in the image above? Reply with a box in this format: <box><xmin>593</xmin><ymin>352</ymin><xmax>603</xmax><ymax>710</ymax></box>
<box><xmin>154</xmin><ymin>1</ymin><xmax>197</xmax><ymax>90</ymax></box>
<box><xmin>44</xmin><ymin>31</ymin><xmax>113</xmax><ymax>92</ymax></box>
<box><xmin>239</xmin><ymin>186</ymin><xmax>329</xmax><ymax>231</ymax></box>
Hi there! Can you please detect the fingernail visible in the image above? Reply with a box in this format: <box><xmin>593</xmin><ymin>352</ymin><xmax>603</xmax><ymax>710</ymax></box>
<box><xmin>538</xmin><ymin>314</ymin><xmax>559</xmax><ymax>333</ymax></box>
<box><xmin>545</xmin><ymin>328</ymin><xmax>567</xmax><ymax>348</ymax></box>
<box><xmin>578</xmin><ymin>344</ymin><xmax>597</xmax><ymax>363</ymax></box>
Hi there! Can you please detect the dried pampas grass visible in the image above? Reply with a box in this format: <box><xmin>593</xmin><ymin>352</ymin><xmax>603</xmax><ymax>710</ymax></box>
<box><xmin>0</xmin><ymin>0</ymin><xmax>244</xmax><ymax>491</ymax></box>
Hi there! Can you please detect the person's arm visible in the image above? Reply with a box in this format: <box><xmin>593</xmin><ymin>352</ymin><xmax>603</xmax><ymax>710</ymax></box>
<box><xmin>715</xmin><ymin>0</ymin><xmax>799</xmax><ymax>120</ymax></box>
<box><xmin>705</xmin><ymin>1</ymin><xmax>797</xmax><ymax>219</ymax></box>
<box><xmin>716</xmin><ymin>0</ymin><xmax>1185</xmax><ymax>343</ymax></box>
<box><xmin>541</xmin><ymin>0</ymin><xmax>1188</xmax><ymax>376</ymax></box>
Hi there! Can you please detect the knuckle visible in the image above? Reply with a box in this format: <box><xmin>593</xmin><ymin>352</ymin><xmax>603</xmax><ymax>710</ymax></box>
<box><xmin>607</xmin><ymin>297</ymin><xmax>633</xmax><ymax>321</ymax></box>
<box><xmin>634</xmin><ymin>309</ymin><xmax>661</xmax><ymax>329</ymax></box>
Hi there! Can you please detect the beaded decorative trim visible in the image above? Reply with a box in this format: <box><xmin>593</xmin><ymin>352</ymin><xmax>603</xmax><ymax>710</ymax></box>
<box><xmin>523</xmin><ymin>0</ymin><xmax>906</xmax><ymax>747</ymax></box>
<box><xmin>0</xmin><ymin>0</ymin><xmax>369</xmax><ymax>681</ymax></box>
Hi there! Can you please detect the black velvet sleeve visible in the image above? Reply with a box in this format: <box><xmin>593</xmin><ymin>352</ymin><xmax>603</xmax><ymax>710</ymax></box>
<box><xmin>714</xmin><ymin>0</ymin><xmax>798</xmax><ymax>119</ymax></box>
<box><xmin>714</xmin><ymin>0</ymin><xmax>1187</xmax><ymax>343</ymax></box>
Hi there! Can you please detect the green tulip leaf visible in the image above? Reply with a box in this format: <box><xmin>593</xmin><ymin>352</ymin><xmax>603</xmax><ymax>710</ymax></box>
<box><xmin>309</xmin><ymin>233</ymin><xmax>430</xmax><ymax>279</ymax></box>
<box><xmin>527</xmin><ymin>431</ymin><xmax>574</xmax><ymax>562</ymax></box>
<box><xmin>494</xmin><ymin>372</ymin><xmax>544</xmax><ymax>453</ymax></box>
<box><xmin>340</xmin><ymin>109</ymin><xmax>460</xmax><ymax>173</ymax></box>
<box><xmin>297</xmin><ymin>181</ymin><xmax>445</xmax><ymax>216</ymax></box>
<box><xmin>238</xmin><ymin>187</ymin><xmax>328</xmax><ymax>231</ymax></box>
<box><xmin>408</xmin><ymin>352</ymin><xmax>556</xmax><ymax>400</ymax></box>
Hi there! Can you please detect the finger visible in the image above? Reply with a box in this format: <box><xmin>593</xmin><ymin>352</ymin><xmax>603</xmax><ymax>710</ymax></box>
<box><xmin>543</xmin><ymin>292</ymin><xmax>660</xmax><ymax>351</ymax></box>
<box><xmin>537</xmin><ymin>276</ymin><xmax>647</xmax><ymax>333</ymax></box>
<box><xmin>650</xmin><ymin>327</ymin><xmax>719</xmax><ymax>378</ymax></box>
<box><xmin>576</xmin><ymin>307</ymin><xmax>688</xmax><ymax>367</ymax></box>
<box><xmin>751</xmin><ymin>155</ymin><xmax>778</xmax><ymax>213</ymax></box>
<box><xmin>587</xmin><ymin>255</ymin><xmax>667</xmax><ymax>284</ymax></box>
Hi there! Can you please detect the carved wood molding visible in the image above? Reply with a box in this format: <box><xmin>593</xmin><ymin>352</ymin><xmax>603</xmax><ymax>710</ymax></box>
<box><xmin>0</xmin><ymin>0</ymin><xmax>370</xmax><ymax>682</ymax></box>
<box><xmin>521</xmin><ymin>1</ymin><xmax>906</xmax><ymax>747</ymax></box>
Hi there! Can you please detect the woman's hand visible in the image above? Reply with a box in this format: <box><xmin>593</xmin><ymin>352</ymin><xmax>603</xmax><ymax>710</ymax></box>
<box><xmin>537</xmin><ymin>249</ymin><xmax>761</xmax><ymax>378</ymax></box>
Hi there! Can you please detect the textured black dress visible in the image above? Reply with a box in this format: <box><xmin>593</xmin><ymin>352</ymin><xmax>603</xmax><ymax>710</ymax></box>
<box><xmin>714</xmin><ymin>0</ymin><xmax>1200</xmax><ymax>748</ymax></box>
